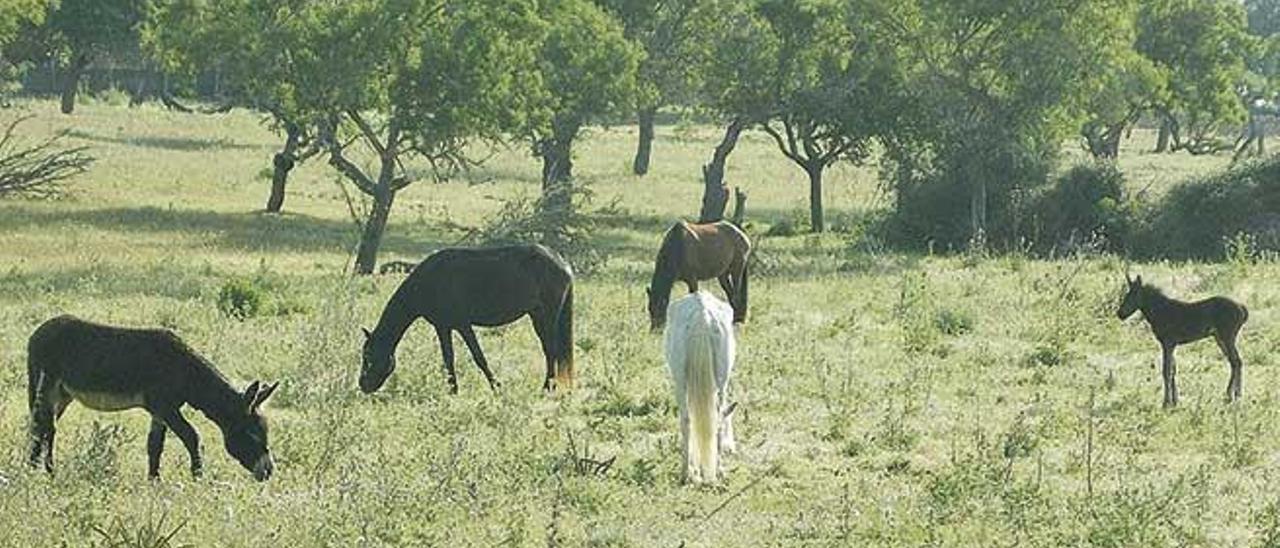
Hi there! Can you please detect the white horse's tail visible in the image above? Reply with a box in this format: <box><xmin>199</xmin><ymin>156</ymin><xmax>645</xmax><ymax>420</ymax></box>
<box><xmin>686</xmin><ymin>326</ymin><xmax>720</xmax><ymax>482</ymax></box>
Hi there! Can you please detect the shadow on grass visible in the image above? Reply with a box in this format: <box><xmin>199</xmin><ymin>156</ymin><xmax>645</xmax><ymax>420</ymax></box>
<box><xmin>66</xmin><ymin>129</ymin><xmax>266</xmax><ymax>152</ymax></box>
<box><xmin>0</xmin><ymin>204</ymin><xmax>455</xmax><ymax>257</ymax></box>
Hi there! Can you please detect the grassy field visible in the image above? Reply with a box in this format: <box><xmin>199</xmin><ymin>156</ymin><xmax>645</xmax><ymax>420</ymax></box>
<box><xmin>0</xmin><ymin>98</ymin><xmax>1276</xmax><ymax>547</ymax></box>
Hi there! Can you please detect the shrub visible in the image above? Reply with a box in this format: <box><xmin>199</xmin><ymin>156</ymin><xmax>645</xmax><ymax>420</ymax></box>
<box><xmin>461</xmin><ymin>183</ymin><xmax>609</xmax><ymax>275</ymax></box>
<box><xmin>1140</xmin><ymin>155</ymin><xmax>1280</xmax><ymax>260</ymax></box>
<box><xmin>217</xmin><ymin>278</ymin><xmax>264</xmax><ymax>320</ymax></box>
<box><xmin>1027</xmin><ymin>161</ymin><xmax>1133</xmax><ymax>254</ymax></box>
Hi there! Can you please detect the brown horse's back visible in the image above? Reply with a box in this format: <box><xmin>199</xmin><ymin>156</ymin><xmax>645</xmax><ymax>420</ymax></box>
<box><xmin>672</xmin><ymin>221</ymin><xmax>751</xmax><ymax>283</ymax></box>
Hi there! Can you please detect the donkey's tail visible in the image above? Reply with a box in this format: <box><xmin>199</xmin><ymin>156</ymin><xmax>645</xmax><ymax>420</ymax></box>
<box><xmin>554</xmin><ymin>283</ymin><xmax>575</xmax><ymax>388</ymax></box>
<box><xmin>685</xmin><ymin>326</ymin><xmax>720</xmax><ymax>483</ymax></box>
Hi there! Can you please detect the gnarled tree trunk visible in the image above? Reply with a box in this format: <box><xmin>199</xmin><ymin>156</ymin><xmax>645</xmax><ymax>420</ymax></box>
<box><xmin>355</xmin><ymin>187</ymin><xmax>395</xmax><ymax>275</ymax></box>
<box><xmin>632</xmin><ymin>107</ymin><xmax>656</xmax><ymax>176</ymax></box>
<box><xmin>265</xmin><ymin>122</ymin><xmax>302</xmax><ymax>213</ymax></box>
<box><xmin>540</xmin><ymin>121</ymin><xmax>577</xmax><ymax>214</ymax></box>
<box><xmin>700</xmin><ymin>118</ymin><xmax>745</xmax><ymax>222</ymax></box>
<box><xmin>60</xmin><ymin>53</ymin><xmax>89</xmax><ymax>115</ymax></box>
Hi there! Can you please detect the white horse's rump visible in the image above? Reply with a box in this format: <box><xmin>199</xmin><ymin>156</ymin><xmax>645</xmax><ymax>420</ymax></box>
<box><xmin>665</xmin><ymin>291</ymin><xmax>736</xmax><ymax>483</ymax></box>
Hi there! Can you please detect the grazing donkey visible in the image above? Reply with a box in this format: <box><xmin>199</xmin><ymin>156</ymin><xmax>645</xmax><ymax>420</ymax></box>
<box><xmin>28</xmin><ymin>315</ymin><xmax>279</xmax><ymax>480</ymax></box>
<box><xmin>1117</xmin><ymin>274</ymin><xmax>1249</xmax><ymax>408</ymax></box>
<box><xmin>665</xmin><ymin>291</ymin><xmax>737</xmax><ymax>483</ymax></box>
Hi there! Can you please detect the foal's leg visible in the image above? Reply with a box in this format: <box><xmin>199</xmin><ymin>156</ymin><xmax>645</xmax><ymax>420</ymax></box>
<box><xmin>1161</xmin><ymin>343</ymin><xmax>1179</xmax><ymax>408</ymax></box>
<box><xmin>152</xmin><ymin>406</ymin><xmax>202</xmax><ymax>477</ymax></box>
<box><xmin>147</xmin><ymin>417</ymin><xmax>167</xmax><ymax>479</ymax></box>
<box><xmin>436</xmin><ymin>326</ymin><xmax>458</xmax><ymax>394</ymax></box>
<box><xmin>1216</xmin><ymin>333</ymin><xmax>1244</xmax><ymax>402</ymax></box>
<box><xmin>458</xmin><ymin>326</ymin><xmax>500</xmax><ymax>392</ymax></box>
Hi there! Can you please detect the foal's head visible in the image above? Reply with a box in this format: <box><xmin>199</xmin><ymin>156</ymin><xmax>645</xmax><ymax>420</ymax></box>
<box><xmin>224</xmin><ymin>381</ymin><xmax>279</xmax><ymax>481</ymax></box>
<box><xmin>359</xmin><ymin>327</ymin><xmax>395</xmax><ymax>393</ymax></box>
<box><xmin>1117</xmin><ymin>274</ymin><xmax>1145</xmax><ymax>320</ymax></box>
<box><xmin>646</xmin><ymin>287</ymin><xmax>669</xmax><ymax>332</ymax></box>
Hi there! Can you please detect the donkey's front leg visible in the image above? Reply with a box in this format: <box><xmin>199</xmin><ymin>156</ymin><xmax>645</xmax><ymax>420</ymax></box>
<box><xmin>154</xmin><ymin>406</ymin><xmax>202</xmax><ymax>477</ymax></box>
<box><xmin>1161</xmin><ymin>344</ymin><xmax>1179</xmax><ymax>408</ymax></box>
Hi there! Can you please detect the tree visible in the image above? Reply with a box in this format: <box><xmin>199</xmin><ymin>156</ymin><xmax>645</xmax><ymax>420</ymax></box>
<box><xmin>754</xmin><ymin>0</ymin><xmax>893</xmax><ymax>232</ymax></box>
<box><xmin>695</xmin><ymin>1</ymin><xmax>776</xmax><ymax>222</ymax></box>
<box><xmin>34</xmin><ymin>0</ymin><xmax>148</xmax><ymax>114</ymax></box>
<box><xmin>878</xmin><ymin>0</ymin><xmax>1134</xmax><ymax>249</ymax></box>
<box><xmin>1138</xmin><ymin>0</ymin><xmax>1251</xmax><ymax>154</ymax></box>
<box><xmin>1079</xmin><ymin>2</ymin><xmax>1167</xmax><ymax>159</ymax></box>
<box><xmin>597</xmin><ymin>0</ymin><xmax>715</xmax><ymax>175</ymax></box>
<box><xmin>532</xmin><ymin>0</ymin><xmax>640</xmax><ymax>212</ymax></box>
<box><xmin>172</xmin><ymin>0</ymin><xmax>547</xmax><ymax>274</ymax></box>
<box><xmin>147</xmin><ymin>0</ymin><xmax>321</xmax><ymax>213</ymax></box>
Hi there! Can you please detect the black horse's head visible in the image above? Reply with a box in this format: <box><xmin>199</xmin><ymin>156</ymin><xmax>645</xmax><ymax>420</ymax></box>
<box><xmin>360</xmin><ymin>327</ymin><xmax>395</xmax><ymax>393</ymax></box>
<box><xmin>647</xmin><ymin>287</ymin><xmax>668</xmax><ymax>332</ymax></box>
<box><xmin>1118</xmin><ymin>273</ymin><xmax>1144</xmax><ymax>320</ymax></box>
<box><xmin>223</xmin><ymin>381</ymin><xmax>278</xmax><ymax>481</ymax></box>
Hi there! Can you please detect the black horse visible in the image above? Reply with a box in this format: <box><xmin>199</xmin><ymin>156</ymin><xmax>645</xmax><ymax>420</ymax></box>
<box><xmin>360</xmin><ymin>244</ymin><xmax>575</xmax><ymax>394</ymax></box>
<box><xmin>28</xmin><ymin>315</ymin><xmax>279</xmax><ymax>480</ymax></box>
<box><xmin>1118</xmin><ymin>274</ymin><xmax>1249</xmax><ymax>408</ymax></box>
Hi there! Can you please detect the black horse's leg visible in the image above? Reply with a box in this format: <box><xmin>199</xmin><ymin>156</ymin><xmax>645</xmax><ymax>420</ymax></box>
<box><xmin>147</xmin><ymin>417</ymin><xmax>167</xmax><ymax>479</ymax></box>
<box><xmin>531</xmin><ymin>312</ymin><xmax>557</xmax><ymax>391</ymax></box>
<box><xmin>153</xmin><ymin>405</ymin><xmax>202</xmax><ymax>477</ymax></box>
<box><xmin>1161</xmin><ymin>343</ymin><xmax>1178</xmax><ymax>408</ymax></box>
<box><xmin>30</xmin><ymin>383</ymin><xmax>68</xmax><ymax>473</ymax></box>
<box><xmin>436</xmin><ymin>326</ymin><xmax>458</xmax><ymax>394</ymax></box>
<box><xmin>1216</xmin><ymin>334</ymin><xmax>1244</xmax><ymax>402</ymax></box>
<box><xmin>458</xmin><ymin>326</ymin><xmax>500</xmax><ymax>392</ymax></box>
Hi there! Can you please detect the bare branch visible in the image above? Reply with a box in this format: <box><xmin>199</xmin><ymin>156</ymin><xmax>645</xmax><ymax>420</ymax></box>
<box><xmin>0</xmin><ymin>117</ymin><xmax>94</xmax><ymax>199</ymax></box>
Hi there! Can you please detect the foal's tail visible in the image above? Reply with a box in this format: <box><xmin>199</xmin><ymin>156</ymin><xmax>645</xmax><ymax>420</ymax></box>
<box><xmin>685</xmin><ymin>327</ymin><xmax>720</xmax><ymax>482</ymax></box>
<box><xmin>554</xmin><ymin>284</ymin><xmax>575</xmax><ymax>388</ymax></box>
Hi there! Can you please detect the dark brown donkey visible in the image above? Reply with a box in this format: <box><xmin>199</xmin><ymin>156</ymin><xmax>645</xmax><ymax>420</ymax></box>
<box><xmin>1117</xmin><ymin>274</ymin><xmax>1249</xmax><ymax>408</ymax></box>
<box><xmin>28</xmin><ymin>315</ymin><xmax>279</xmax><ymax>480</ymax></box>
<box><xmin>360</xmin><ymin>244</ymin><xmax>574</xmax><ymax>394</ymax></box>
<box><xmin>647</xmin><ymin>220</ymin><xmax>752</xmax><ymax>331</ymax></box>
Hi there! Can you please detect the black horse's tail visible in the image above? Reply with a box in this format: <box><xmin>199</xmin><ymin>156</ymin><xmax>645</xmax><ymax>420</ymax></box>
<box><xmin>554</xmin><ymin>283</ymin><xmax>575</xmax><ymax>388</ymax></box>
<box><xmin>736</xmin><ymin>258</ymin><xmax>750</xmax><ymax>323</ymax></box>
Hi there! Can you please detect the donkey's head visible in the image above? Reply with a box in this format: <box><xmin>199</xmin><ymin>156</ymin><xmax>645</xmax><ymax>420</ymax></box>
<box><xmin>224</xmin><ymin>380</ymin><xmax>278</xmax><ymax>481</ymax></box>
<box><xmin>1117</xmin><ymin>273</ymin><xmax>1144</xmax><ymax>320</ymax></box>
<box><xmin>359</xmin><ymin>327</ymin><xmax>395</xmax><ymax>393</ymax></box>
<box><xmin>646</xmin><ymin>287</ymin><xmax>669</xmax><ymax>332</ymax></box>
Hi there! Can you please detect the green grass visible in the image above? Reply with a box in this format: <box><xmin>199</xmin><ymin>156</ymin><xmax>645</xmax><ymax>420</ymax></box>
<box><xmin>0</xmin><ymin>98</ymin><xmax>1277</xmax><ymax>546</ymax></box>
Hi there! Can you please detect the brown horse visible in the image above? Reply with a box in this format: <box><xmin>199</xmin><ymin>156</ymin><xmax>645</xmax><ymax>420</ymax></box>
<box><xmin>28</xmin><ymin>315</ymin><xmax>279</xmax><ymax>480</ymax></box>
<box><xmin>647</xmin><ymin>220</ymin><xmax>751</xmax><ymax>331</ymax></box>
<box><xmin>360</xmin><ymin>244</ymin><xmax>574</xmax><ymax>394</ymax></box>
<box><xmin>1117</xmin><ymin>274</ymin><xmax>1249</xmax><ymax>408</ymax></box>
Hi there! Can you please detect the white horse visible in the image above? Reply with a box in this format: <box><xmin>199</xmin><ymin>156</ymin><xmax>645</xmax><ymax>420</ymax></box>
<box><xmin>664</xmin><ymin>290</ymin><xmax>736</xmax><ymax>483</ymax></box>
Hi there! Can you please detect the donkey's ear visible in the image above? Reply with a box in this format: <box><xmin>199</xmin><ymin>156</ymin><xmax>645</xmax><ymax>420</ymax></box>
<box><xmin>362</xmin><ymin>327</ymin><xmax>372</xmax><ymax>339</ymax></box>
<box><xmin>242</xmin><ymin>380</ymin><xmax>261</xmax><ymax>409</ymax></box>
<box><xmin>1135</xmin><ymin>275</ymin><xmax>1142</xmax><ymax>285</ymax></box>
<box><xmin>253</xmin><ymin>381</ymin><xmax>279</xmax><ymax>411</ymax></box>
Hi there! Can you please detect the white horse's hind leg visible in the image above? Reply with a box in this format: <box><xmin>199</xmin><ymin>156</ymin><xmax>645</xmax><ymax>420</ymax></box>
<box><xmin>679</xmin><ymin>407</ymin><xmax>694</xmax><ymax>483</ymax></box>
<box><xmin>720</xmin><ymin>398</ymin><xmax>736</xmax><ymax>455</ymax></box>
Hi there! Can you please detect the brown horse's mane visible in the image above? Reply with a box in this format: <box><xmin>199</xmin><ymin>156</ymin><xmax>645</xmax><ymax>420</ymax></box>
<box><xmin>651</xmin><ymin>222</ymin><xmax>687</xmax><ymax>294</ymax></box>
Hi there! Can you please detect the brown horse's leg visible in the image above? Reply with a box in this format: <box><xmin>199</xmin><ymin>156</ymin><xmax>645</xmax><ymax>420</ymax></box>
<box><xmin>1161</xmin><ymin>343</ymin><xmax>1178</xmax><ymax>408</ymax></box>
<box><xmin>1216</xmin><ymin>333</ymin><xmax>1244</xmax><ymax>402</ymax></box>
<box><xmin>718</xmin><ymin>274</ymin><xmax>736</xmax><ymax>311</ymax></box>
<box><xmin>436</xmin><ymin>326</ymin><xmax>458</xmax><ymax>394</ymax></box>
<box><xmin>531</xmin><ymin>312</ymin><xmax>557</xmax><ymax>391</ymax></box>
<box><xmin>458</xmin><ymin>326</ymin><xmax>500</xmax><ymax>392</ymax></box>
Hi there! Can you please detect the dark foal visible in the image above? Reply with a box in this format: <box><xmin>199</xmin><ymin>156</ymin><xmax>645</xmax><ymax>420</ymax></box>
<box><xmin>360</xmin><ymin>244</ymin><xmax>575</xmax><ymax>394</ymax></box>
<box><xmin>1117</xmin><ymin>275</ymin><xmax>1249</xmax><ymax>408</ymax></box>
<box><xmin>28</xmin><ymin>315</ymin><xmax>279</xmax><ymax>480</ymax></box>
